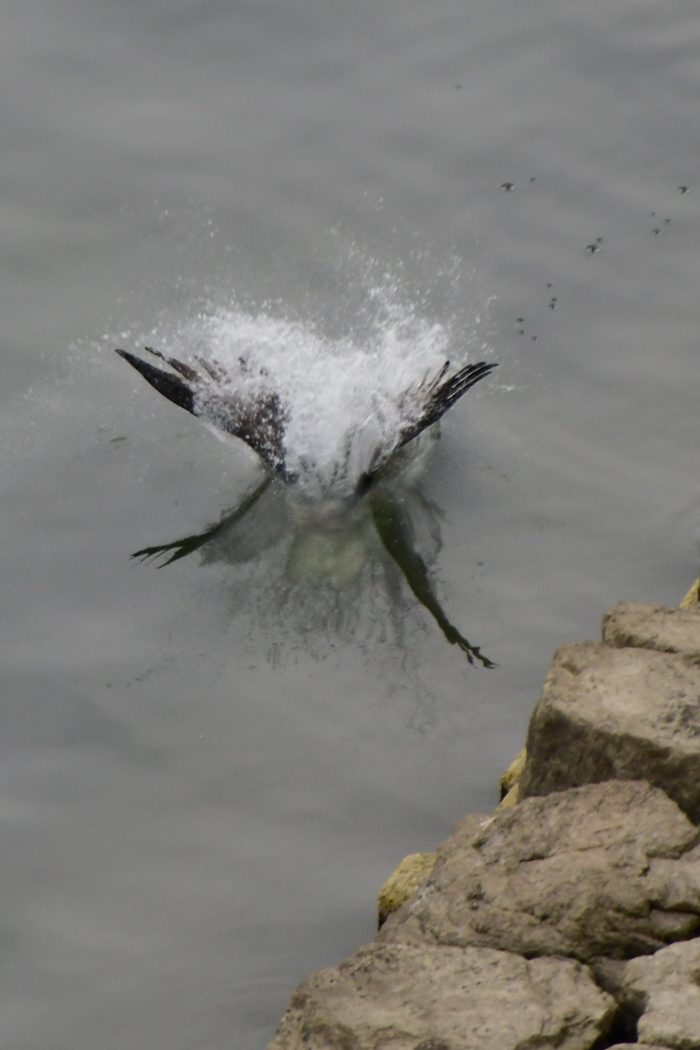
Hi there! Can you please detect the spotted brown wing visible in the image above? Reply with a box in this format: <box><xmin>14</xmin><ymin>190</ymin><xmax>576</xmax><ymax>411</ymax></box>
<box><xmin>395</xmin><ymin>360</ymin><xmax>498</xmax><ymax>450</ymax></box>
<box><xmin>115</xmin><ymin>347</ymin><xmax>288</xmax><ymax>477</ymax></box>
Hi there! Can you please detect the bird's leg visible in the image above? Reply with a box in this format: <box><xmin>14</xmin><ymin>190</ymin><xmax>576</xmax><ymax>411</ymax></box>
<box><xmin>369</xmin><ymin>488</ymin><xmax>495</xmax><ymax>667</ymax></box>
<box><xmin>131</xmin><ymin>472</ymin><xmax>272</xmax><ymax>566</ymax></box>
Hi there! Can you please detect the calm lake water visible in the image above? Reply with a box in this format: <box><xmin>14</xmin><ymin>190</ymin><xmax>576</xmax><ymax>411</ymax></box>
<box><xmin>2</xmin><ymin>1</ymin><xmax>700</xmax><ymax>1047</ymax></box>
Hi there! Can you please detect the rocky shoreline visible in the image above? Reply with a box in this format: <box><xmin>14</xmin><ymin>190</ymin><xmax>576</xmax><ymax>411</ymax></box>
<box><xmin>267</xmin><ymin>587</ymin><xmax>700</xmax><ymax>1050</ymax></box>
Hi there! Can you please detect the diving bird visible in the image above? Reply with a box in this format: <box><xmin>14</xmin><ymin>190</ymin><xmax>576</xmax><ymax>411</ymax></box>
<box><xmin>115</xmin><ymin>346</ymin><xmax>497</xmax><ymax>493</ymax></box>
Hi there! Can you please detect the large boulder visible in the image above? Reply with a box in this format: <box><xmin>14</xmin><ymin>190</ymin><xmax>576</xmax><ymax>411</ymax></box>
<box><xmin>518</xmin><ymin>641</ymin><xmax>700</xmax><ymax>822</ymax></box>
<box><xmin>379</xmin><ymin>781</ymin><xmax>700</xmax><ymax>961</ymax></box>
<box><xmin>603</xmin><ymin>600</ymin><xmax>700</xmax><ymax>661</ymax></box>
<box><xmin>267</xmin><ymin>941</ymin><xmax>616</xmax><ymax>1050</ymax></box>
<box><xmin>619</xmin><ymin>938</ymin><xmax>700</xmax><ymax>1049</ymax></box>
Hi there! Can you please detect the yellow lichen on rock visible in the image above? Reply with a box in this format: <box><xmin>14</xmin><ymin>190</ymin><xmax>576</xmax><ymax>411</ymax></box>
<box><xmin>499</xmin><ymin>746</ymin><xmax>527</xmax><ymax>801</ymax></box>
<box><xmin>377</xmin><ymin>852</ymin><xmax>436</xmax><ymax>929</ymax></box>
<box><xmin>680</xmin><ymin>575</ymin><xmax>700</xmax><ymax>608</ymax></box>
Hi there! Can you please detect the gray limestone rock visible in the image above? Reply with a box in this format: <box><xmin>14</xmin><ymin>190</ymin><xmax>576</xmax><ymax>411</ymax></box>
<box><xmin>518</xmin><ymin>641</ymin><xmax>700</xmax><ymax>822</ymax></box>
<box><xmin>266</xmin><ymin>941</ymin><xmax>616</xmax><ymax>1050</ymax></box>
<box><xmin>379</xmin><ymin>781</ymin><xmax>700</xmax><ymax>961</ymax></box>
<box><xmin>602</xmin><ymin>600</ymin><xmax>700</xmax><ymax>661</ymax></box>
<box><xmin>620</xmin><ymin>938</ymin><xmax>700</xmax><ymax>1049</ymax></box>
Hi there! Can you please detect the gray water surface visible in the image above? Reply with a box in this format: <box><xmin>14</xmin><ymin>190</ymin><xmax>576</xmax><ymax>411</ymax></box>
<box><xmin>2</xmin><ymin>1</ymin><xmax>700</xmax><ymax>1047</ymax></box>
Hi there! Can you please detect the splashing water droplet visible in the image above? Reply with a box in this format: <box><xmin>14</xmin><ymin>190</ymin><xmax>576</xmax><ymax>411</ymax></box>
<box><xmin>160</xmin><ymin>289</ymin><xmax>488</xmax><ymax>498</ymax></box>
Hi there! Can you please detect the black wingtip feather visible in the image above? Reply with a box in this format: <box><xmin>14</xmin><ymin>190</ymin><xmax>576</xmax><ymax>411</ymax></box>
<box><xmin>394</xmin><ymin>360</ymin><xmax>498</xmax><ymax>452</ymax></box>
<box><xmin>115</xmin><ymin>348</ymin><xmax>196</xmax><ymax>415</ymax></box>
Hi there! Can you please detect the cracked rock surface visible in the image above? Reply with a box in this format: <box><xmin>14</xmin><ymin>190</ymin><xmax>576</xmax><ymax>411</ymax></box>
<box><xmin>379</xmin><ymin>781</ymin><xmax>700</xmax><ymax>961</ymax></box>
<box><xmin>267</xmin><ymin>941</ymin><xmax>616</xmax><ymax>1050</ymax></box>
<box><xmin>518</xmin><ymin>641</ymin><xmax>700</xmax><ymax>822</ymax></box>
<box><xmin>619</xmin><ymin>938</ymin><xmax>700</xmax><ymax>1049</ymax></box>
<box><xmin>603</xmin><ymin>600</ymin><xmax>700</xmax><ymax>661</ymax></box>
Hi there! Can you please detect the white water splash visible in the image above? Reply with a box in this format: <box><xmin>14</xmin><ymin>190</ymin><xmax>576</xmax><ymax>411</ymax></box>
<box><xmin>164</xmin><ymin>284</ymin><xmax>489</xmax><ymax>497</ymax></box>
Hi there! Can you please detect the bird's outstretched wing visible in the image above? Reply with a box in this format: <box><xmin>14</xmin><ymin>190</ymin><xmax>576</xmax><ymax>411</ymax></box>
<box><xmin>115</xmin><ymin>347</ymin><xmax>288</xmax><ymax>476</ymax></box>
<box><xmin>352</xmin><ymin>359</ymin><xmax>498</xmax><ymax>494</ymax></box>
<box><xmin>395</xmin><ymin>360</ymin><xmax>498</xmax><ymax>451</ymax></box>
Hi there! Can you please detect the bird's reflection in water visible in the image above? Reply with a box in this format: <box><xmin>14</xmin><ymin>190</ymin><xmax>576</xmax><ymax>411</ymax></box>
<box><xmin>133</xmin><ymin>435</ymin><xmax>494</xmax><ymax>667</ymax></box>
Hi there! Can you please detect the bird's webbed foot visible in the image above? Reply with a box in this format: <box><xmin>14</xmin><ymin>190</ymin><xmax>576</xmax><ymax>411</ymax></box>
<box><xmin>131</xmin><ymin>472</ymin><xmax>272</xmax><ymax>567</ymax></box>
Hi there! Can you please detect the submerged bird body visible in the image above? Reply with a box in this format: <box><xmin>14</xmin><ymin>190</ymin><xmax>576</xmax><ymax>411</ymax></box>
<box><xmin>115</xmin><ymin>346</ymin><xmax>497</xmax><ymax>494</ymax></box>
